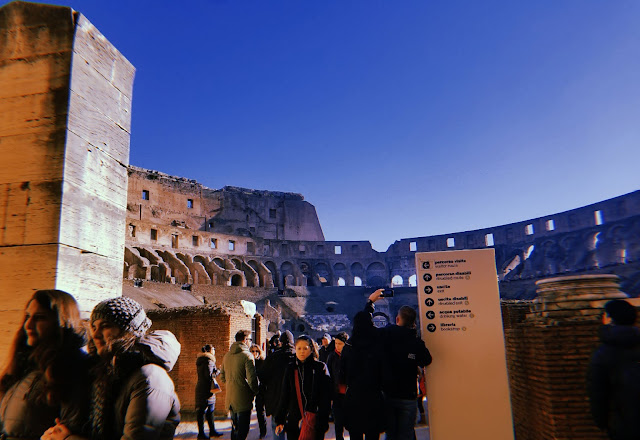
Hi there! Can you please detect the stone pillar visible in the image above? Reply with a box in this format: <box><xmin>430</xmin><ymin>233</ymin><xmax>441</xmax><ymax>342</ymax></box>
<box><xmin>0</xmin><ymin>1</ymin><xmax>134</xmax><ymax>362</ymax></box>
<box><xmin>504</xmin><ymin>275</ymin><xmax>627</xmax><ymax>440</ymax></box>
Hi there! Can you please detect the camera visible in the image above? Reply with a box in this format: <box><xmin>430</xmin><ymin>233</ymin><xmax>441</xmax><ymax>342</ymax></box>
<box><xmin>380</xmin><ymin>288</ymin><xmax>394</xmax><ymax>298</ymax></box>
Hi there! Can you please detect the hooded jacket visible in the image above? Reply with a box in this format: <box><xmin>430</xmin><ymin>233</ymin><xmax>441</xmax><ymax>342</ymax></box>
<box><xmin>91</xmin><ymin>330</ymin><xmax>181</xmax><ymax>440</ymax></box>
<box><xmin>220</xmin><ymin>341</ymin><xmax>259</xmax><ymax>413</ymax></box>
<box><xmin>195</xmin><ymin>352</ymin><xmax>219</xmax><ymax>407</ymax></box>
<box><xmin>588</xmin><ymin>324</ymin><xmax>640</xmax><ymax>439</ymax></box>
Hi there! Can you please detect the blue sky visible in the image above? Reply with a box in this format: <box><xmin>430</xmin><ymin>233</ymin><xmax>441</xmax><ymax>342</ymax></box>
<box><xmin>7</xmin><ymin>0</ymin><xmax>640</xmax><ymax>251</ymax></box>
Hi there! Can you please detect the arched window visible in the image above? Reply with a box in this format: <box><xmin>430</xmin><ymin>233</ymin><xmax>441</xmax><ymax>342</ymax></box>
<box><xmin>408</xmin><ymin>274</ymin><xmax>417</xmax><ymax>287</ymax></box>
<box><xmin>353</xmin><ymin>276</ymin><xmax>363</xmax><ymax>286</ymax></box>
<box><xmin>337</xmin><ymin>277</ymin><xmax>346</xmax><ymax>286</ymax></box>
<box><xmin>391</xmin><ymin>275</ymin><xmax>403</xmax><ymax>287</ymax></box>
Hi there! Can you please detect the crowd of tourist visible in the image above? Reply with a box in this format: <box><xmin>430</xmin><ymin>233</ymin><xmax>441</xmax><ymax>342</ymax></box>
<box><xmin>201</xmin><ymin>288</ymin><xmax>433</xmax><ymax>440</ymax></box>
<box><xmin>0</xmin><ymin>288</ymin><xmax>432</xmax><ymax>440</ymax></box>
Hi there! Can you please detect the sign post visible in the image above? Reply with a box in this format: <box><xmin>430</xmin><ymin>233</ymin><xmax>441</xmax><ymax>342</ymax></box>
<box><xmin>416</xmin><ymin>248</ymin><xmax>514</xmax><ymax>440</ymax></box>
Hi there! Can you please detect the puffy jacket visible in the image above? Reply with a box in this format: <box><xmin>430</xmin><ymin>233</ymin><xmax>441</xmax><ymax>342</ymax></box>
<box><xmin>220</xmin><ymin>342</ymin><xmax>258</xmax><ymax>412</ymax></box>
<box><xmin>587</xmin><ymin>324</ymin><xmax>640</xmax><ymax>439</ymax></box>
<box><xmin>109</xmin><ymin>330</ymin><xmax>181</xmax><ymax>440</ymax></box>
<box><xmin>258</xmin><ymin>346</ymin><xmax>295</xmax><ymax>416</ymax></box>
<box><xmin>195</xmin><ymin>352</ymin><xmax>219</xmax><ymax>407</ymax></box>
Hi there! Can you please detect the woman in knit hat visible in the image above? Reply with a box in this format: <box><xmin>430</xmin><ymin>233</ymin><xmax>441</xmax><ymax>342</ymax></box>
<box><xmin>42</xmin><ymin>296</ymin><xmax>181</xmax><ymax>440</ymax></box>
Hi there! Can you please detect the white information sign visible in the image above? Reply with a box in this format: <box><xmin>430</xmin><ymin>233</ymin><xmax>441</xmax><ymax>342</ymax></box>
<box><xmin>416</xmin><ymin>248</ymin><xmax>514</xmax><ymax>440</ymax></box>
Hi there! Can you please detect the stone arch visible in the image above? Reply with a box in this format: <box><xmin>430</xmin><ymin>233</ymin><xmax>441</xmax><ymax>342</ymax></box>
<box><xmin>281</xmin><ymin>261</ymin><xmax>295</xmax><ymax>287</ymax></box>
<box><xmin>408</xmin><ymin>274</ymin><xmax>417</xmax><ymax>287</ymax></box>
<box><xmin>300</xmin><ymin>262</ymin><xmax>314</xmax><ymax>286</ymax></box>
<box><xmin>247</xmin><ymin>260</ymin><xmax>262</xmax><ymax>287</ymax></box>
<box><xmin>212</xmin><ymin>258</ymin><xmax>225</xmax><ymax>269</ymax></box>
<box><xmin>354</xmin><ymin>276</ymin><xmax>363</xmax><ymax>286</ymax></box>
<box><xmin>265</xmin><ymin>261</ymin><xmax>279</xmax><ymax>288</ymax></box>
<box><xmin>315</xmin><ymin>262</ymin><xmax>331</xmax><ymax>286</ymax></box>
<box><xmin>333</xmin><ymin>263</ymin><xmax>348</xmax><ymax>286</ymax></box>
<box><xmin>351</xmin><ymin>262</ymin><xmax>364</xmax><ymax>278</ymax></box>
<box><xmin>230</xmin><ymin>273</ymin><xmax>244</xmax><ymax>286</ymax></box>
<box><xmin>366</xmin><ymin>262</ymin><xmax>386</xmax><ymax>287</ymax></box>
<box><xmin>391</xmin><ymin>275</ymin><xmax>403</xmax><ymax>287</ymax></box>
<box><xmin>232</xmin><ymin>258</ymin><xmax>243</xmax><ymax>270</ymax></box>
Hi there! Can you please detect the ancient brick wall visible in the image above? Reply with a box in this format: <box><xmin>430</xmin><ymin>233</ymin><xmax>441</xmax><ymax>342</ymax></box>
<box><xmin>147</xmin><ymin>305</ymin><xmax>266</xmax><ymax>417</ymax></box>
<box><xmin>501</xmin><ymin>299</ymin><xmax>621</xmax><ymax>440</ymax></box>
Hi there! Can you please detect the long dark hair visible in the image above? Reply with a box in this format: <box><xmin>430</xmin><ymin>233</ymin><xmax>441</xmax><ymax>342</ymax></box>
<box><xmin>0</xmin><ymin>290</ymin><xmax>86</xmax><ymax>403</ymax></box>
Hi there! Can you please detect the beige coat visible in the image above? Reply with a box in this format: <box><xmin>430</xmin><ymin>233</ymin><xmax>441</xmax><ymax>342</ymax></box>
<box><xmin>220</xmin><ymin>342</ymin><xmax>259</xmax><ymax>413</ymax></box>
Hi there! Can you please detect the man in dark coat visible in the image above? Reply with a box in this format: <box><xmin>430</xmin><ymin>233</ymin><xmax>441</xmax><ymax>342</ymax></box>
<box><xmin>258</xmin><ymin>331</ymin><xmax>295</xmax><ymax>440</ymax></box>
<box><xmin>588</xmin><ymin>299</ymin><xmax>640</xmax><ymax>440</ymax></box>
<box><xmin>369</xmin><ymin>289</ymin><xmax>432</xmax><ymax>440</ymax></box>
<box><xmin>319</xmin><ymin>333</ymin><xmax>333</xmax><ymax>364</ymax></box>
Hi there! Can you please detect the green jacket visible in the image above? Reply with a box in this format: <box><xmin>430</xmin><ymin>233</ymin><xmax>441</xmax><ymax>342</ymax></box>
<box><xmin>220</xmin><ymin>342</ymin><xmax>259</xmax><ymax>412</ymax></box>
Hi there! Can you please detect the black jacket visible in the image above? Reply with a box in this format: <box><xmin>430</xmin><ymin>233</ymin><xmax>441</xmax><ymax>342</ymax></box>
<box><xmin>341</xmin><ymin>339</ymin><xmax>386</xmax><ymax>434</ymax></box>
<box><xmin>275</xmin><ymin>358</ymin><xmax>331</xmax><ymax>433</ymax></box>
<box><xmin>258</xmin><ymin>346</ymin><xmax>295</xmax><ymax>416</ymax></box>
<box><xmin>382</xmin><ymin>324</ymin><xmax>432</xmax><ymax>399</ymax></box>
<box><xmin>588</xmin><ymin>324</ymin><xmax>640</xmax><ymax>439</ymax></box>
<box><xmin>327</xmin><ymin>349</ymin><xmax>347</xmax><ymax>397</ymax></box>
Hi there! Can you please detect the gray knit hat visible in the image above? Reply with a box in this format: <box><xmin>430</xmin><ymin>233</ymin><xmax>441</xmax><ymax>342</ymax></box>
<box><xmin>91</xmin><ymin>297</ymin><xmax>151</xmax><ymax>337</ymax></box>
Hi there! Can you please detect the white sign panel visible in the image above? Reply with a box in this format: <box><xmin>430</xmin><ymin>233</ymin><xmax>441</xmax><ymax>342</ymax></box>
<box><xmin>416</xmin><ymin>248</ymin><xmax>514</xmax><ymax>440</ymax></box>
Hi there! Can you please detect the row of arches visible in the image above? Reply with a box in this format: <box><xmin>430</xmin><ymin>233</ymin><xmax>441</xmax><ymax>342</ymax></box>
<box><xmin>124</xmin><ymin>246</ymin><xmax>397</xmax><ymax>288</ymax></box>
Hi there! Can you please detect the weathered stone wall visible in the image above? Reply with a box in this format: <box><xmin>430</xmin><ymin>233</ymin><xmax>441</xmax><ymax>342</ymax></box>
<box><xmin>147</xmin><ymin>305</ymin><xmax>267</xmax><ymax>416</ymax></box>
<box><xmin>127</xmin><ymin>167</ymin><xmax>325</xmax><ymax>242</ymax></box>
<box><xmin>0</xmin><ymin>1</ymin><xmax>134</xmax><ymax>363</ymax></box>
<box><xmin>388</xmin><ymin>191</ymin><xmax>640</xmax><ymax>296</ymax></box>
<box><xmin>124</xmin><ymin>164</ymin><xmax>640</xmax><ymax>297</ymax></box>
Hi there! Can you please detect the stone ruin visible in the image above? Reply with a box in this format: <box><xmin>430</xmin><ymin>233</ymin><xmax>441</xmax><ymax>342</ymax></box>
<box><xmin>2</xmin><ymin>2</ymin><xmax>640</xmax><ymax>432</ymax></box>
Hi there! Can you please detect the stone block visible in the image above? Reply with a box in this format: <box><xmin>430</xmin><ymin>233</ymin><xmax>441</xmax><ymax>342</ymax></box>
<box><xmin>69</xmin><ymin>50</ymin><xmax>132</xmax><ymax>133</ymax></box>
<box><xmin>0</xmin><ymin>180</ymin><xmax>63</xmax><ymax>246</ymax></box>
<box><xmin>55</xmin><ymin>244</ymin><xmax>124</xmax><ymax>312</ymax></box>
<box><xmin>0</xmin><ymin>132</ymin><xmax>66</xmax><ymax>183</ymax></box>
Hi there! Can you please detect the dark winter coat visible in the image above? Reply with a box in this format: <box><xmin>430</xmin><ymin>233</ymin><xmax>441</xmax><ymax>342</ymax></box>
<box><xmin>343</xmin><ymin>342</ymin><xmax>387</xmax><ymax>434</ymax></box>
<box><xmin>319</xmin><ymin>344</ymin><xmax>333</xmax><ymax>365</ymax></box>
<box><xmin>254</xmin><ymin>357</ymin><xmax>265</xmax><ymax>409</ymax></box>
<box><xmin>195</xmin><ymin>352</ymin><xmax>219</xmax><ymax>407</ymax></box>
<box><xmin>275</xmin><ymin>358</ymin><xmax>331</xmax><ymax>434</ymax></box>
<box><xmin>382</xmin><ymin>324</ymin><xmax>432</xmax><ymax>400</ymax></box>
<box><xmin>220</xmin><ymin>342</ymin><xmax>258</xmax><ymax>413</ymax></box>
<box><xmin>341</xmin><ymin>306</ymin><xmax>387</xmax><ymax>435</ymax></box>
<box><xmin>588</xmin><ymin>324</ymin><xmax>640</xmax><ymax>440</ymax></box>
<box><xmin>326</xmin><ymin>350</ymin><xmax>347</xmax><ymax>397</ymax></box>
<box><xmin>90</xmin><ymin>330</ymin><xmax>181</xmax><ymax>440</ymax></box>
<box><xmin>258</xmin><ymin>345</ymin><xmax>295</xmax><ymax>416</ymax></box>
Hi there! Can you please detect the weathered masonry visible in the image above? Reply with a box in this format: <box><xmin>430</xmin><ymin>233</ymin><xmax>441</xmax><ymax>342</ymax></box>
<box><xmin>0</xmin><ymin>1</ymin><xmax>134</xmax><ymax>361</ymax></box>
<box><xmin>124</xmin><ymin>165</ymin><xmax>640</xmax><ymax>298</ymax></box>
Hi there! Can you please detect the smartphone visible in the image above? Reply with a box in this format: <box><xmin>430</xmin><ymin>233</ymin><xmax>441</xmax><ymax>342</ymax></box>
<box><xmin>380</xmin><ymin>288</ymin><xmax>394</xmax><ymax>298</ymax></box>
